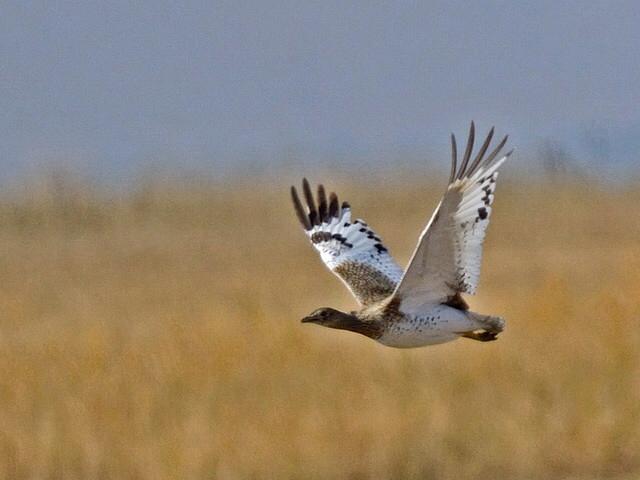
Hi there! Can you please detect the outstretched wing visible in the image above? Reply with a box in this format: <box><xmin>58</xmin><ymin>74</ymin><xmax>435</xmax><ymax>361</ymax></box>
<box><xmin>393</xmin><ymin>122</ymin><xmax>513</xmax><ymax>313</ymax></box>
<box><xmin>291</xmin><ymin>179</ymin><xmax>404</xmax><ymax>306</ymax></box>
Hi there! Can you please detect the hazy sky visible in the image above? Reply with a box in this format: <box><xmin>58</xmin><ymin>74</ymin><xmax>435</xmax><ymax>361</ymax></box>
<box><xmin>2</xmin><ymin>1</ymin><xmax>639</xmax><ymax>181</ymax></box>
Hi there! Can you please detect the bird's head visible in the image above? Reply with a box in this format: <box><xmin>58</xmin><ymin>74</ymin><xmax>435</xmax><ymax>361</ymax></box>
<box><xmin>301</xmin><ymin>307</ymin><xmax>358</xmax><ymax>329</ymax></box>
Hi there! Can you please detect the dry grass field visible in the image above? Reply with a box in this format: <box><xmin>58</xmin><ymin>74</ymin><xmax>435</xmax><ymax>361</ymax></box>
<box><xmin>0</xmin><ymin>171</ymin><xmax>638</xmax><ymax>479</ymax></box>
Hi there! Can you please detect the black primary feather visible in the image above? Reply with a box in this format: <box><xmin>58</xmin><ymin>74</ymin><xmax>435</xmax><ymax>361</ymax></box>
<box><xmin>291</xmin><ymin>186</ymin><xmax>312</xmax><ymax>230</ymax></box>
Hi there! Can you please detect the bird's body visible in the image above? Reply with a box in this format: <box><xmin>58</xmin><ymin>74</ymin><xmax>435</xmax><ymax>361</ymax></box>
<box><xmin>311</xmin><ymin>299</ymin><xmax>505</xmax><ymax>349</ymax></box>
<box><xmin>365</xmin><ymin>303</ymin><xmax>502</xmax><ymax>348</ymax></box>
<box><xmin>292</xmin><ymin>123</ymin><xmax>512</xmax><ymax>349</ymax></box>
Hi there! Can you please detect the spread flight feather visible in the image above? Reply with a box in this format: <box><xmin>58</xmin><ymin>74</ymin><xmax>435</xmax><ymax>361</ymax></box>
<box><xmin>291</xmin><ymin>122</ymin><xmax>513</xmax><ymax>314</ymax></box>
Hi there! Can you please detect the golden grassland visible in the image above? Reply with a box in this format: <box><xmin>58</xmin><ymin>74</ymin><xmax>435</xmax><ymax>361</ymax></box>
<box><xmin>0</xmin><ymin>172</ymin><xmax>638</xmax><ymax>479</ymax></box>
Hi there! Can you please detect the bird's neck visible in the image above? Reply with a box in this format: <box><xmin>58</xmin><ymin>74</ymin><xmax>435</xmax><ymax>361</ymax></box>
<box><xmin>335</xmin><ymin>313</ymin><xmax>383</xmax><ymax>339</ymax></box>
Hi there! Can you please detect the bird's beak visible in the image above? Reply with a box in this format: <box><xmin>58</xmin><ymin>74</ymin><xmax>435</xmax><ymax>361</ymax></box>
<box><xmin>301</xmin><ymin>315</ymin><xmax>316</xmax><ymax>323</ymax></box>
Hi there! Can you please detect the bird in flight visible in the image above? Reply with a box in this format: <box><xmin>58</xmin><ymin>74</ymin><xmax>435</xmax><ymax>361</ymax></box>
<box><xmin>291</xmin><ymin>122</ymin><xmax>513</xmax><ymax>348</ymax></box>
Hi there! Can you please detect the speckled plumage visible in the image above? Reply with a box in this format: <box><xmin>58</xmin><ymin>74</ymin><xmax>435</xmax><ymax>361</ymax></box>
<box><xmin>333</xmin><ymin>261</ymin><xmax>397</xmax><ymax>306</ymax></box>
<box><xmin>292</xmin><ymin>122</ymin><xmax>512</xmax><ymax>348</ymax></box>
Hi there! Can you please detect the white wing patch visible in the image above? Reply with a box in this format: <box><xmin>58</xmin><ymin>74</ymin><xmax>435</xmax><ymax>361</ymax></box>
<box><xmin>291</xmin><ymin>179</ymin><xmax>404</xmax><ymax>305</ymax></box>
<box><xmin>445</xmin><ymin>160</ymin><xmax>505</xmax><ymax>294</ymax></box>
<box><xmin>394</xmin><ymin>123</ymin><xmax>512</xmax><ymax>313</ymax></box>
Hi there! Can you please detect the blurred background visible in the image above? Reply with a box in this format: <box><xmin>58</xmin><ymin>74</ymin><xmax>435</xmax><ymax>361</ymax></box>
<box><xmin>1</xmin><ymin>2</ymin><xmax>639</xmax><ymax>479</ymax></box>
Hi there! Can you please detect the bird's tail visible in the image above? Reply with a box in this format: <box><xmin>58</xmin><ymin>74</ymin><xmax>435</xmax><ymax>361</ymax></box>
<box><xmin>467</xmin><ymin>312</ymin><xmax>505</xmax><ymax>333</ymax></box>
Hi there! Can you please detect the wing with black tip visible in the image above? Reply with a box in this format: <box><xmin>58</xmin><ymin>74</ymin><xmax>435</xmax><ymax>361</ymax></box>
<box><xmin>393</xmin><ymin>123</ymin><xmax>513</xmax><ymax>313</ymax></box>
<box><xmin>291</xmin><ymin>179</ymin><xmax>404</xmax><ymax>306</ymax></box>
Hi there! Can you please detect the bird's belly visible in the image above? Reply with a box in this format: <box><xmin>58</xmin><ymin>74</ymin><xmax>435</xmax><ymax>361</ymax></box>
<box><xmin>377</xmin><ymin>330</ymin><xmax>459</xmax><ymax>348</ymax></box>
<box><xmin>376</xmin><ymin>307</ymin><xmax>476</xmax><ymax>349</ymax></box>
